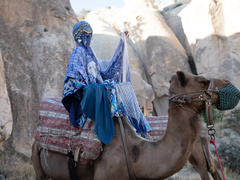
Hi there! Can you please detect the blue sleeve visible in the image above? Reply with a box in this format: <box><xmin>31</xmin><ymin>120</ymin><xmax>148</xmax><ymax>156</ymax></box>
<box><xmin>62</xmin><ymin>78</ymin><xmax>86</xmax><ymax>127</ymax></box>
<box><xmin>62</xmin><ymin>78</ymin><xmax>85</xmax><ymax>99</ymax></box>
<box><xmin>64</xmin><ymin>47</ymin><xmax>89</xmax><ymax>84</ymax></box>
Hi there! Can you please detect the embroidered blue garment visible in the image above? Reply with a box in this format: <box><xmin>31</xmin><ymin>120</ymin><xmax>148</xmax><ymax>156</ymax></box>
<box><xmin>62</xmin><ymin>78</ymin><xmax>85</xmax><ymax>127</ymax></box>
<box><xmin>62</xmin><ymin>32</ymin><xmax>151</xmax><ymax>144</ymax></box>
<box><xmin>103</xmin><ymin>80</ymin><xmax>121</xmax><ymax>117</ymax></box>
<box><xmin>63</xmin><ymin>33</ymin><xmax>130</xmax><ymax>87</ymax></box>
<box><xmin>115</xmin><ymin>82</ymin><xmax>152</xmax><ymax>138</ymax></box>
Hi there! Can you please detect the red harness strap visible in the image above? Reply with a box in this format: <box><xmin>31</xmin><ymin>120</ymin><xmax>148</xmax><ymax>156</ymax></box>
<box><xmin>210</xmin><ymin>139</ymin><xmax>226</xmax><ymax>180</ymax></box>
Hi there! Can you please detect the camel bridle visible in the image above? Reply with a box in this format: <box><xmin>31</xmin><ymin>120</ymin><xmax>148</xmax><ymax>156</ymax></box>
<box><xmin>168</xmin><ymin>78</ymin><xmax>230</xmax><ymax>180</ymax></box>
<box><xmin>168</xmin><ymin>78</ymin><xmax>219</xmax><ymax>138</ymax></box>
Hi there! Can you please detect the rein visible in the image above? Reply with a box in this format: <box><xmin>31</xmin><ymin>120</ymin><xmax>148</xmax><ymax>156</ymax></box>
<box><xmin>169</xmin><ymin>78</ymin><xmax>226</xmax><ymax>180</ymax></box>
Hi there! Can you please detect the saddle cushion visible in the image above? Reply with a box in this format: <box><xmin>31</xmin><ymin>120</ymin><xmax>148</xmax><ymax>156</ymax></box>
<box><xmin>146</xmin><ymin>115</ymin><xmax>168</xmax><ymax>140</ymax></box>
<box><xmin>34</xmin><ymin>98</ymin><xmax>168</xmax><ymax>164</ymax></box>
<box><xmin>34</xmin><ymin>98</ymin><xmax>102</xmax><ymax>164</ymax></box>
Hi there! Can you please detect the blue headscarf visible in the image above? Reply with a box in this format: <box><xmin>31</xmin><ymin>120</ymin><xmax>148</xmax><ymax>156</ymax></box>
<box><xmin>73</xmin><ymin>21</ymin><xmax>93</xmax><ymax>48</ymax></box>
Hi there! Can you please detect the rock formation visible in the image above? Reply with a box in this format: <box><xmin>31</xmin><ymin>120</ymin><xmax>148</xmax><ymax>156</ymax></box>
<box><xmin>163</xmin><ymin>0</ymin><xmax>240</xmax><ymax>91</ymax></box>
<box><xmin>0</xmin><ymin>0</ymin><xmax>76</xmax><ymax>156</ymax></box>
<box><xmin>95</xmin><ymin>0</ymin><xmax>191</xmax><ymax>115</ymax></box>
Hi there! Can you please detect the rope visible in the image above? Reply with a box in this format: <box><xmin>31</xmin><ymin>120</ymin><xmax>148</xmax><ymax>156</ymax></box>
<box><xmin>210</xmin><ymin>139</ymin><xmax>226</xmax><ymax>180</ymax></box>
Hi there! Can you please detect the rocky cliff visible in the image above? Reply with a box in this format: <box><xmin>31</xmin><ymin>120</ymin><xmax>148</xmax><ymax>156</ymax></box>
<box><xmin>0</xmin><ymin>0</ymin><xmax>76</xmax><ymax>156</ymax></box>
<box><xmin>0</xmin><ymin>0</ymin><xmax>239</xmax><ymax>157</ymax></box>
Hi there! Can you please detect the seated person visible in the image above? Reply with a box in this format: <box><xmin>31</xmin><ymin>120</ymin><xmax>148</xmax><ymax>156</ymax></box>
<box><xmin>62</xmin><ymin>21</ymin><xmax>152</xmax><ymax>145</ymax></box>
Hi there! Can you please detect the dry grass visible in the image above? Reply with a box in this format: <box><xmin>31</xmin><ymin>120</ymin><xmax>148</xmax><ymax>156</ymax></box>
<box><xmin>0</xmin><ymin>147</ymin><xmax>35</xmax><ymax>180</ymax></box>
<box><xmin>0</xmin><ymin>147</ymin><xmax>239</xmax><ymax>180</ymax></box>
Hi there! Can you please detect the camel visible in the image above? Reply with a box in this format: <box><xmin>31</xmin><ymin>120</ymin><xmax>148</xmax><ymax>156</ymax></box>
<box><xmin>32</xmin><ymin>71</ymin><xmax>230</xmax><ymax>180</ymax></box>
<box><xmin>190</xmin><ymin>136</ymin><xmax>222</xmax><ymax>180</ymax></box>
<box><xmin>147</xmin><ymin>116</ymin><xmax>222</xmax><ymax>180</ymax></box>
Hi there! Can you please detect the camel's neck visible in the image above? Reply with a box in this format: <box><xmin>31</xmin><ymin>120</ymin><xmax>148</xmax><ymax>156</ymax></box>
<box><xmin>131</xmin><ymin>107</ymin><xmax>201</xmax><ymax>179</ymax></box>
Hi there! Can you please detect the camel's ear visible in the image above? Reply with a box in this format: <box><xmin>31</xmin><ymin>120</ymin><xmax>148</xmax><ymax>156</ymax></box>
<box><xmin>177</xmin><ymin>71</ymin><xmax>187</xmax><ymax>86</ymax></box>
<box><xmin>196</xmin><ymin>76</ymin><xmax>210</xmax><ymax>87</ymax></box>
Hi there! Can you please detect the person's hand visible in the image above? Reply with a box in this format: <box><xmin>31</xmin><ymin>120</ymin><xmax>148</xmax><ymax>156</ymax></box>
<box><xmin>124</xmin><ymin>31</ymin><xmax>130</xmax><ymax>40</ymax></box>
<box><xmin>147</xmin><ymin>132</ymin><xmax>154</xmax><ymax>141</ymax></box>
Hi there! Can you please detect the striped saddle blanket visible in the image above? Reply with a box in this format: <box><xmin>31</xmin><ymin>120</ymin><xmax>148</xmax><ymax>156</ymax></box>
<box><xmin>34</xmin><ymin>98</ymin><xmax>102</xmax><ymax>164</ymax></box>
<box><xmin>34</xmin><ymin>98</ymin><xmax>168</xmax><ymax>164</ymax></box>
<box><xmin>147</xmin><ymin>115</ymin><xmax>168</xmax><ymax>140</ymax></box>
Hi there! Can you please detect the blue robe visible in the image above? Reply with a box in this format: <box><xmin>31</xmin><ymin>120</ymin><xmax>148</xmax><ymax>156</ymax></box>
<box><xmin>62</xmin><ymin>33</ymin><xmax>151</xmax><ymax>144</ymax></box>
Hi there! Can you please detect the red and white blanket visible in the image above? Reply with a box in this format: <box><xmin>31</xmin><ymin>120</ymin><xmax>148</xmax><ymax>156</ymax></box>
<box><xmin>34</xmin><ymin>98</ymin><xmax>168</xmax><ymax>164</ymax></box>
<box><xmin>34</xmin><ymin>98</ymin><xmax>102</xmax><ymax>164</ymax></box>
<box><xmin>147</xmin><ymin>115</ymin><xmax>168</xmax><ymax>140</ymax></box>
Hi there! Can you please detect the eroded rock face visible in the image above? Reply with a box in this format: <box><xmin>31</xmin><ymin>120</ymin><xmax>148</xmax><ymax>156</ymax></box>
<box><xmin>0</xmin><ymin>51</ymin><xmax>13</xmax><ymax>149</ymax></box>
<box><xmin>162</xmin><ymin>0</ymin><xmax>192</xmax><ymax>57</ymax></box>
<box><xmin>122</xmin><ymin>0</ymin><xmax>191</xmax><ymax>115</ymax></box>
<box><xmin>164</xmin><ymin>0</ymin><xmax>240</xmax><ymax>108</ymax></box>
<box><xmin>93</xmin><ymin>0</ymin><xmax>191</xmax><ymax>115</ymax></box>
<box><xmin>0</xmin><ymin>0</ymin><xmax>77</xmax><ymax>156</ymax></box>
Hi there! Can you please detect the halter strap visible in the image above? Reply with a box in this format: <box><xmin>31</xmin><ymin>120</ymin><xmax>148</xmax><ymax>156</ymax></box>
<box><xmin>169</xmin><ymin>78</ymin><xmax>226</xmax><ymax>180</ymax></box>
<box><xmin>168</xmin><ymin>78</ymin><xmax>218</xmax><ymax>128</ymax></box>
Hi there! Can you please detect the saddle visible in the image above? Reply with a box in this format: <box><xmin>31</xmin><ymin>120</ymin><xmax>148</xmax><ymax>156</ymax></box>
<box><xmin>34</xmin><ymin>98</ymin><xmax>102</xmax><ymax>164</ymax></box>
<box><xmin>146</xmin><ymin>115</ymin><xmax>168</xmax><ymax>140</ymax></box>
<box><xmin>34</xmin><ymin>98</ymin><xmax>169</xmax><ymax>164</ymax></box>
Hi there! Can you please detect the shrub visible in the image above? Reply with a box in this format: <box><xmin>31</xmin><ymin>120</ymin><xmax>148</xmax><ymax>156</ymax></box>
<box><xmin>0</xmin><ymin>148</ymin><xmax>35</xmax><ymax>180</ymax></box>
<box><xmin>225</xmin><ymin>108</ymin><xmax>240</xmax><ymax>134</ymax></box>
<box><xmin>202</xmin><ymin>105</ymin><xmax>223</xmax><ymax>125</ymax></box>
<box><xmin>76</xmin><ymin>8</ymin><xmax>91</xmax><ymax>21</ymax></box>
<box><xmin>215</xmin><ymin>141</ymin><xmax>240</xmax><ymax>172</ymax></box>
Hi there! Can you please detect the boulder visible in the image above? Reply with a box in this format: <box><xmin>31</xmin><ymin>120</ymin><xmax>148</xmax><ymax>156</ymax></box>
<box><xmin>175</xmin><ymin>0</ymin><xmax>240</xmax><ymax>108</ymax></box>
<box><xmin>162</xmin><ymin>0</ymin><xmax>192</xmax><ymax>57</ymax></box>
<box><xmin>111</xmin><ymin>0</ymin><xmax>191</xmax><ymax>115</ymax></box>
<box><xmin>0</xmin><ymin>0</ymin><xmax>76</xmax><ymax>156</ymax></box>
<box><xmin>0</xmin><ymin>51</ymin><xmax>13</xmax><ymax>149</ymax></box>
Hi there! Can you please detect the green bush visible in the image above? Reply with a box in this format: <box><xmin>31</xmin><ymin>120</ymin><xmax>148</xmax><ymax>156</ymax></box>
<box><xmin>202</xmin><ymin>105</ymin><xmax>223</xmax><ymax>125</ymax></box>
<box><xmin>214</xmin><ymin>107</ymin><xmax>240</xmax><ymax>173</ymax></box>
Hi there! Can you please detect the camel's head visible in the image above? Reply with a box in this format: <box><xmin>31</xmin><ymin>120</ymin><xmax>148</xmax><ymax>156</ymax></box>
<box><xmin>169</xmin><ymin>71</ymin><xmax>240</xmax><ymax>111</ymax></box>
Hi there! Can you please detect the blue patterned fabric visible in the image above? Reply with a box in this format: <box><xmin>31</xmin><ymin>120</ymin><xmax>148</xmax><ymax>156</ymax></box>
<box><xmin>63</xmin><ymin>78</ymin><xmax>85</xmax><ymax>98</ymax></box>
<box><xmin>115</xmin><ymin>82</ymin><xmax>152</xmax><ymax>138</ymax></box>
<box><xmin>61</xmin><ymin>78</ymin><xmax>85</xmax><ymax>127</ymax></box>
<box><xmin>100</xmin><ymin>39</ymin><xmax>131</xmax><ymax>83</ymax></box>
<box><xmin>103</xmin><ymin>80</ymin><xmax>151</xmax><ymax>137</ymax></box>
<box><xmin>103</xmin><ymin>80</ymin><xmax>121</xmax><ymax>117</ymax></box>
<box><xmin>80</xmin><ymin>34</ymin><xmax>92</xmax><ymax>49</ymax></box>
<box><xmin>73</xmin><ymin>21</ymin><xmax>92</xmax><ymax>45</ymax></box>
